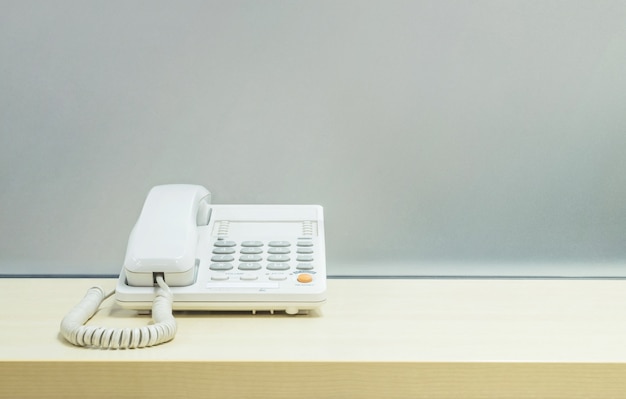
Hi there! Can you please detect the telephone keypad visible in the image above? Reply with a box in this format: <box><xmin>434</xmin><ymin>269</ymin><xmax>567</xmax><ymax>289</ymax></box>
<box><xmin>241</xmin><ymin>241</ymin><xmax>263</xmax><ymax>247</ymax></box>
<box><xmin>214</xmin><ymin>240</ymin><xmax>236</xmax><ymax>247</ymax></box>
<box><xmin>240</xmin><ymin>247</ymin><xmax>263</xmax><ymax>254</ymax></box>
<box><xmin>212</xmin><ymin>247</ymin><xmax>236</xmax><ymax>255</ymax></box>
<box><xmin>210</xmin><ymin>263</ymin><xmax>234</xmax><ymax>271</ymax></box>
<box><xmin>267</xmin><ymin>254</ymin><xmax>290</xmax><ymax>262</ymax></box>
<box><xmin>240</xmin><ymin>254</ymin><xmax>262</xmax><ymax>262</ymax></box>
<box><xmin>267</xmin><ymin>247</ymin><xmax>290</xmax><ymax>255</ymax></box>
<box><xmin>268</xmin><ymin>241</ymin><xmax>290</xmax><ymax>247</ymax></box>
<box><xmin>209</xmin><ymin>239</ymin><xmax>319</xmax><ymax>284</ymax></box>
<box><xmin>267</xmin><ymin>263</ymin><xmax>290</xmax><ymax>271</ymax></box>
<box><xmin>238</xmin><ymin>262</ymin><xmax>262</xmax><ymax>271</ymax></box>
<box><xmin>211</xmin><ymin>254</ymin><xmax>234</xmax><ymax>262</ymax></box>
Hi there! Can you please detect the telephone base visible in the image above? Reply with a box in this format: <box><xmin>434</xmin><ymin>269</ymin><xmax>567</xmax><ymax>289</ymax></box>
<box><xmin>135</xmin><ymin>308</ymin><xmax>311</xmax><ymax>316</ymax></box>
<box><xmin>115</xmin><ymin>201</ymin><xmax>327</xmax><ymax>316</ymax></box>
<box><xmin>117</xmin><ymin>299</ymin><xmax>324</xmax><ymax>316</ymax></box>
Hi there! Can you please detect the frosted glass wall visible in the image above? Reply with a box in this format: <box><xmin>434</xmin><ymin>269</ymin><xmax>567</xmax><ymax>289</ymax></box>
<box><xmin>1</xmin><ymin>1</ymin><xmax>625</xmax><ymax>276</ymax></box>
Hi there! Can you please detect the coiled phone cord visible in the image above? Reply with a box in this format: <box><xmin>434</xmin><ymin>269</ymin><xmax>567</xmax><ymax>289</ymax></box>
<box><xmin>60</xmin><ymin>275</ymin><xmax>177</xmax><ymax>349</ymax></box>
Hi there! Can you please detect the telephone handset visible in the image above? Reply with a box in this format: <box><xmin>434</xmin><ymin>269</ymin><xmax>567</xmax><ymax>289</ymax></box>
<box><xmin>61</xmin><ymin>184</ymin><xmax>327</xmax><ymax>349</ymax></box>
<box><xmin>123</xmin><ymin>184</ymin><xmax>211</xmax><ymax>287</ymax></box>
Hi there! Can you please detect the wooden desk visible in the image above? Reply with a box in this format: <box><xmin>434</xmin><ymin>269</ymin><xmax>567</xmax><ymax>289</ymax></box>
<box><xmin>2</xmin><ymin>278</ymin><xmax>626</xmax><ymax>398</ymax></box>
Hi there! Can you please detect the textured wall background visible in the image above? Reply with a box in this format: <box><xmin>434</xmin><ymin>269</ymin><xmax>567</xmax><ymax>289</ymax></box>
<box><xmin>1</xmin><ymin>1</ymin><xmax>625</xmax><ymax>276</ymax></box>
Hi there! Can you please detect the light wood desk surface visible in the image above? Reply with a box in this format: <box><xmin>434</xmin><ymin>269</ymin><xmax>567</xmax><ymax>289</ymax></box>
<box><xmin>2</xmin><ymin>278</ymin><xmax>626</xmax><ymax>398</ymax></box>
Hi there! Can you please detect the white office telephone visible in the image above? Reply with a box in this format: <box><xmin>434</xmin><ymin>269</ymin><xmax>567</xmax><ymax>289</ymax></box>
<box><xmin>60</xmin><ymin>184</ymin><xmax>326</xmax><ymax>349</ymax></box>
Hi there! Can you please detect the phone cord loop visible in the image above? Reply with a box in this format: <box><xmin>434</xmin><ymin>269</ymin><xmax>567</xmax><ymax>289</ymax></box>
<box><xmin>60</xmin><ymin>275</ymin><xmax>177</xmax><ymax>349</ymax></box>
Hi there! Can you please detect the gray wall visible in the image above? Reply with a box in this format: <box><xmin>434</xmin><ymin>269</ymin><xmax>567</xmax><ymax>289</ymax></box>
<box><xmin>2</xmin><ymin>1</ymin><xmax>626</xmax><ymax>276</ymax></box>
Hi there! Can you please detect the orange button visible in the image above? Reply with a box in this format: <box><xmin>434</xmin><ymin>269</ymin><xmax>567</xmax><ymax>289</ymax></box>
<box><xmin>297</xmin><ymin>274</ymin><xmax>313</xmax><ymax>283</ymax></box>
